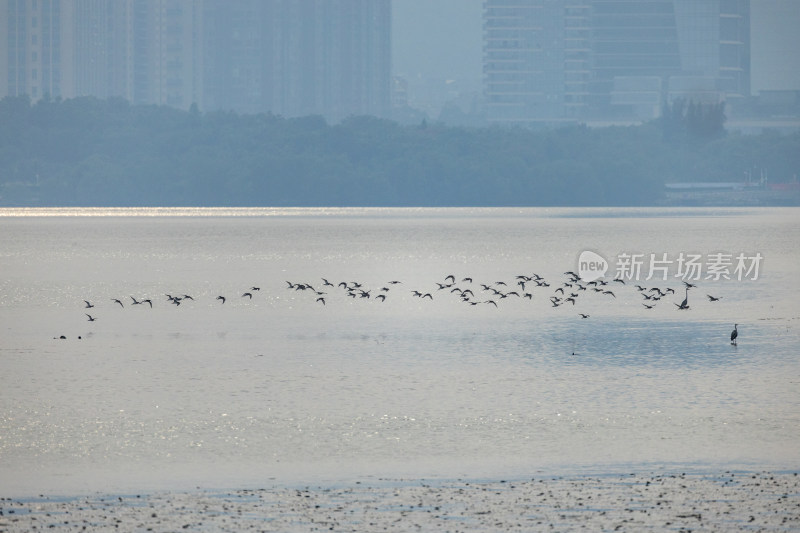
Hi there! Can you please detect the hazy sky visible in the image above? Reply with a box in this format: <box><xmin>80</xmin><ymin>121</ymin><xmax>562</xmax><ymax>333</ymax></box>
<box><xmin>392</xmin><ymin>0</ymin><xmax>483</xmax><ymax>83</ymax></box>
<box><xmin>392</xmin><ymin>0</ymin><xmax>800</xmax><ymax>88</ymax></box>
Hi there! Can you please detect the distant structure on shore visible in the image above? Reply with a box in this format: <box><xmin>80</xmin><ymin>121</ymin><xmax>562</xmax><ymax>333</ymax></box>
<box><xmin>0</xmin><ymin>0</ymin><xmax>391</xmax><ymax>123</ymax></box>
<box><xmin>482</xmin><ymin>0</ymin><xmax>800</xmax><ymax>128</ymax></box>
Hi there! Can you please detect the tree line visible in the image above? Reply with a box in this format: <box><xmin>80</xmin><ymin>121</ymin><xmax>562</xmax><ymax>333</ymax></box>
<box><xmin>1</xmin><ymin>95</ymin><xmax>798</xmax><ymax>207</ymax></box>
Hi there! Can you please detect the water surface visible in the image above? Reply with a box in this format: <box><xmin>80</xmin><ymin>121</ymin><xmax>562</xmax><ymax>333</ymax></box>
<box><xmin>1</xmin><ymin>207</ymin><xmax>798</xmax><ymax>495</ymax></box>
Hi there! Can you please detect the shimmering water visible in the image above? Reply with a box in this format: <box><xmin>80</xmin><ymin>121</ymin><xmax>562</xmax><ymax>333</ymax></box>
<box><xmin>1</xmin><ymin>207</ymin><xmax>798</xmax><ymax>495</ymax></box>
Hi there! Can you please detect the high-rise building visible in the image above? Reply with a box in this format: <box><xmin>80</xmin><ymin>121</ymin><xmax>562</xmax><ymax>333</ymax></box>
<box><xmin>750</xmin><ymin>0</ymin><xmax>800</xmax><ymax>96</ymax></box>
<box><xmin>1</xmin><ymin>0</ymin><xmax>391</xmax><ymax>121</ymax></box>
<box><xmin>1</xmin><ymin>0</ymin><xmax>68</xmax><ymax>100</ymax></box>
<box><xmin>483</xmin><ymin>0</ymin><xmax>751</xmax><ymax>125</ymax></box>
<box><xmin>203</xmin><ymin>0</ymin><xmax>391</xmax><ymax>121</ymax></box>
<box><xmin>0</xmin><ymin>0</ymin><xmax>202</xmax><ymax>108</ymax></box>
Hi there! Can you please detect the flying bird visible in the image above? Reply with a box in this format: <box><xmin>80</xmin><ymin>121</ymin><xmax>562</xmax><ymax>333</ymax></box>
<box><xmin>84</xmin><ymin>300</ymin><xmax>94</xmax><ymax>308</ymax></box>
<box><xmin>242</xmin><ymin>292</ymin><xmax>253</xmax><ymax>299</ymax></box>
<box><xmin>85</xmin><ymin>314</ymin><xmax>97</xmax><ymax>321</ymax></box>
<box><xmin>707</xmin><ymin>294</ymin><xmax>722</xmax><ymax>302</ymax></box>
<box><xmin>111</xmin><ymin>298</ymin><xmax>124</xmax><ymax>308</ymax></box>
<box><xmin>216</xmin><ymin>296</ymin><xmax>226</xmax><ymax>304</ymax></box>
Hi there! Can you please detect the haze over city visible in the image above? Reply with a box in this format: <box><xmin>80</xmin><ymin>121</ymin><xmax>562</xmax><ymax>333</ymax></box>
<box><xmin>0</xmin><ymin>0</ymin><xmax>798</xmax><ymax>207</ymax></box>
<box><xmin>1</xmin><ymin>3</ymin><xmax>800</xmax><ymax>528</ymax></box>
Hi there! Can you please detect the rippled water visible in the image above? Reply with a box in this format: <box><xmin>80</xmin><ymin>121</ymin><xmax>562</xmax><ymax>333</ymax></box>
<box><xmin>1</xmin><ymin>207</ymin><xmax>798</xmax><ymax>495</ymax></box>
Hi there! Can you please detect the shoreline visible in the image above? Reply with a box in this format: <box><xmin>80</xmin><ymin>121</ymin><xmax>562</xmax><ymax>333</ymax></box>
<box><xmin>2</xmin><ymin>469</ymin><xmax>798</xmax><ymax>532</ymax></box>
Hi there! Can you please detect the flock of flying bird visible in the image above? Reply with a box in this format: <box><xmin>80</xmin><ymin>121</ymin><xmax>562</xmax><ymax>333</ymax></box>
<box><xmin>78</xmin><ymin>269</ymin><xmax>739</xmax><ymax>344</ymax></box>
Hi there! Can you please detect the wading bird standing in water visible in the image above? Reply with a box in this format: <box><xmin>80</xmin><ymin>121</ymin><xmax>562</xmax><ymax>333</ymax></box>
<box><xmin>675</xmin><ymin>287</ymin><xmax>689</xmax><ymax>310</ymax></box>
<box><xmin>730</xmin><ymin>324</ymin><xmax>738</xmax><ymax>345</ymax></box>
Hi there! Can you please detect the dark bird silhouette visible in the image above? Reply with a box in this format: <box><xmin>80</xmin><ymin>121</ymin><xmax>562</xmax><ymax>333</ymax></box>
<box><xmin>445</xmin><ymin>275</ymin><xmax>455</xmax><ymax>283</ymax></box>
<box><xmin>250</xmin><ymin>286</ymin><xmax>260</xmax><ymax>291</ymax></box>
<box><xmin>422</xmin><ymin>293</ymin><xmax>433</xmax><ymax>299</ymax></box>
<box><xmin>182</xmin><ymin>294</ymin><xmax>194</xmax><ymax>300</ymax></box>
<box><xmin>579</xmin><ymin>313</ymin><xmax>590</xmax><ymax>318</ymax></box>
<box><xmin>676</xmin><ymin>287</ymin><xmax>689</xmax><ymax>310</ymax></box>
<box><xmin>683</xmin><ymin>281</ymin><xmax>697</xmax><ymax>289</ymax></box>
<box><xmin>707</xmin><ymin>294</ymin><xmax>722</xmax><ymax>302</ymax></box>
<box><xmin>85</xmin><ymin>314</ymin><xmax>97</xmax><ymax>321</ymax></box>
<box><xmin>316</xmin><ymin>297</ymin><xmax>325</xmax><ymax>305</ymax></box>
<box><xmin>84</xmin><ymin>300</ymin><xmax>94</xmax><ymax>308</ymax></box>
<box><xmin>111</xmin><ymin>298</ymin><xmax>124</xmax><ymax>308</ymax></box>
<box><xmin>375</xmin><ymin>294</ymin><xmax>386</xmax><ymax>302</ymax></box>
<box><xmin>142</xmin><ymin>299</ymin><xmax>153</xmax><ymax>308</ymax></box>
<box><xmin>643</xmin><ymin>303</ymin><xmax>655</xmax><ymax>309</ymax></box>
<box><xmin>602</xmin><ymin>290</ymin><xmax>616</xmax><ymax>298</ymax></box>
<box><xmin>322</xmin><ymin>278</ymin><xmax>334</xmax><ymax>287</ymax></box>
<box><xmin>131</xmin><ymin>296</ymin><xmax>141</xmax><ymax>305</ymax></box>
<box><xmin>730</xmin><ymin>323</ymin><xmax>738</xmax><ymax>345</ymax></box>
<box><xmin>242</xmin><ymin>292</ymin><xmax>253</xmax><ymax>299</ymax></box>
<box><xmin>216</xmin><ymin>296</ymin><xmax>226</xmax><ymax>304</ymax></box>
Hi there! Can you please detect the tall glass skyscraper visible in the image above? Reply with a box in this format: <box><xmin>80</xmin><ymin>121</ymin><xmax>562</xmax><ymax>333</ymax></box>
<box><xmin>483</xmin><ymin>0</ymin><xmax>750</xmax><ymax>125</ymax></box>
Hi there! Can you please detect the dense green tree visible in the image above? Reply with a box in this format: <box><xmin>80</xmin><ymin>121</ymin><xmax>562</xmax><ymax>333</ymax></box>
<box><xmin>0</xmin><ymin>96</ymin><xmax>797</xmax><ymax>207</ymax></box>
